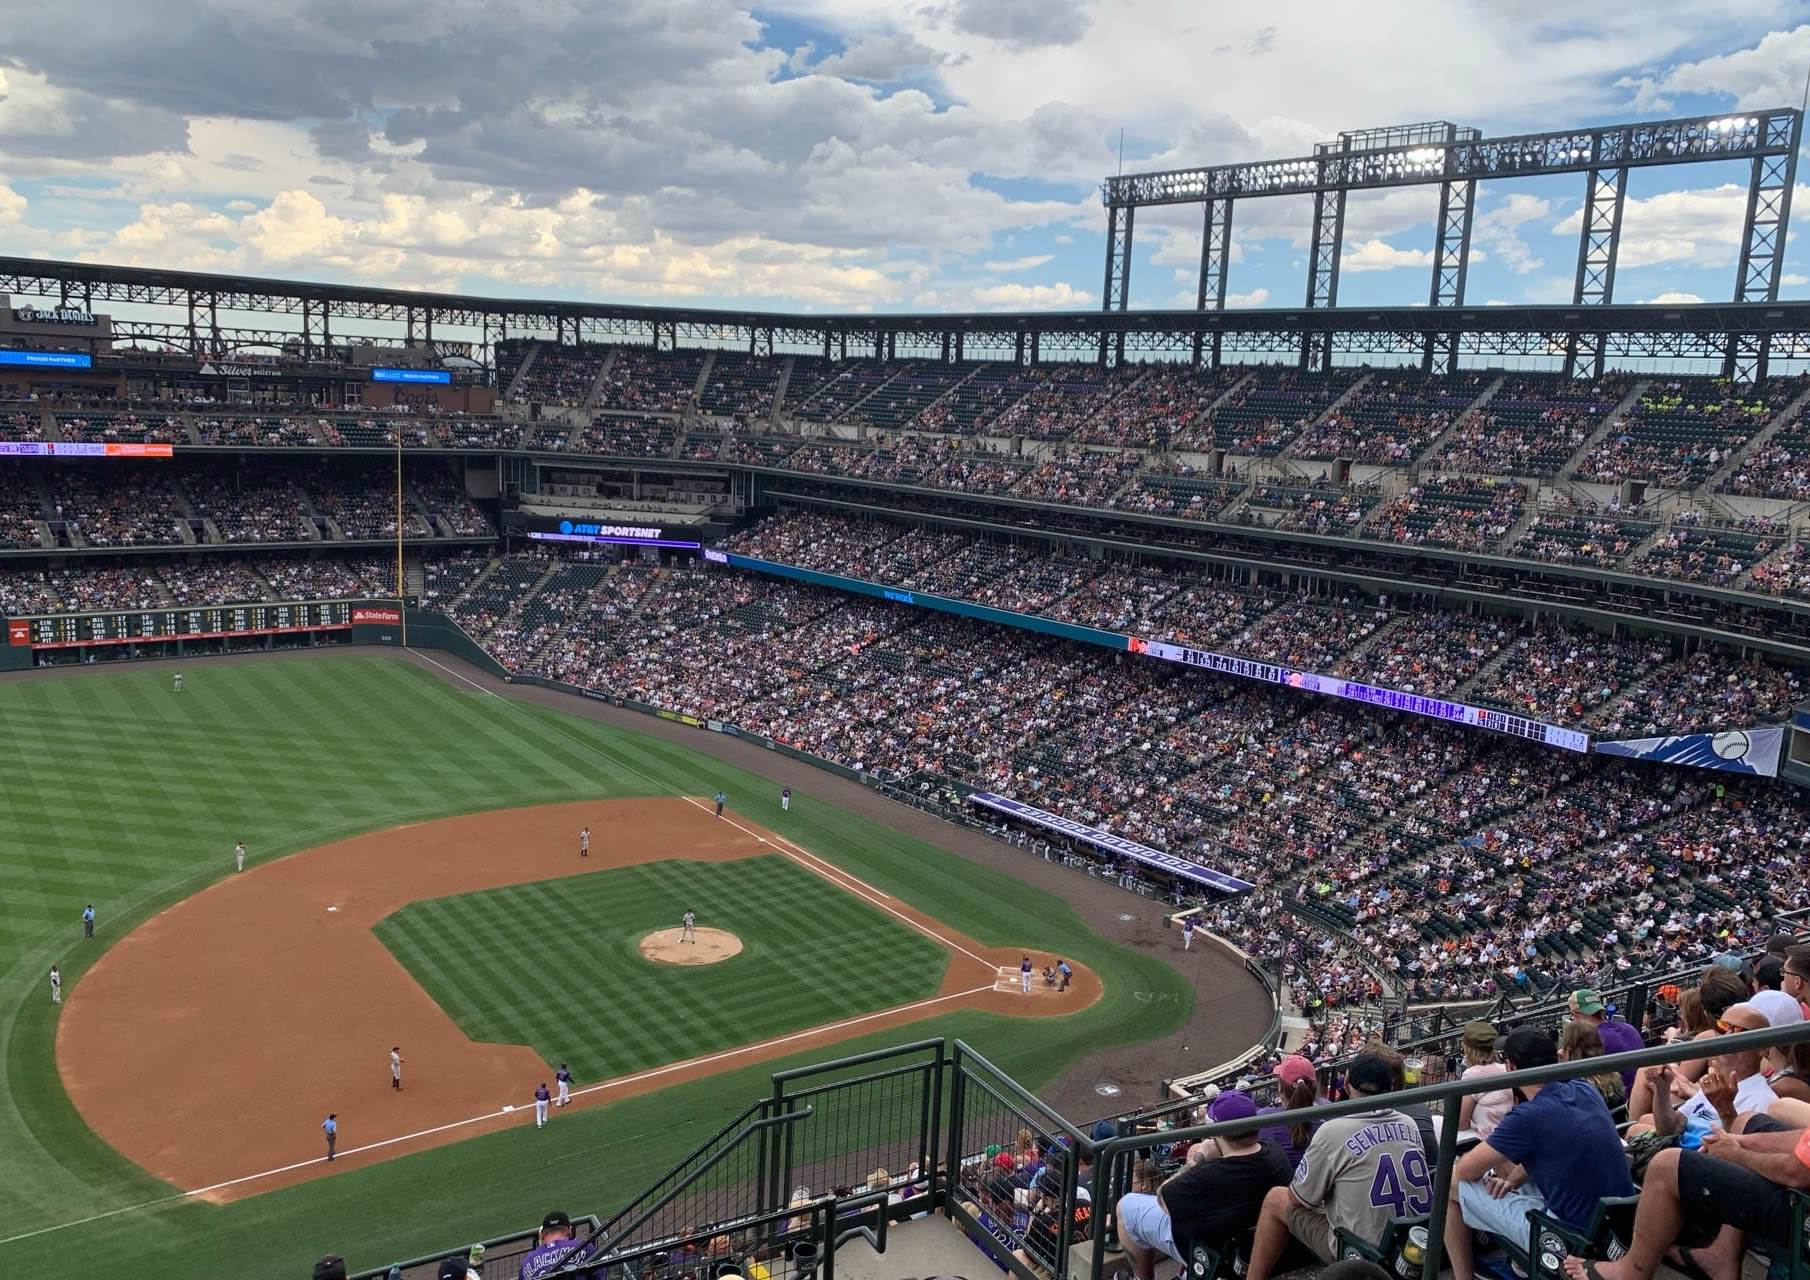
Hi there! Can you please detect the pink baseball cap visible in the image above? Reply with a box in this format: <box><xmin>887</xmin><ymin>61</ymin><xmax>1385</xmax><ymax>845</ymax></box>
<box><xmin>1272</xmin><ymin>1056</ymin><xmax>1317</xmax><ymax>1089</ymax></box>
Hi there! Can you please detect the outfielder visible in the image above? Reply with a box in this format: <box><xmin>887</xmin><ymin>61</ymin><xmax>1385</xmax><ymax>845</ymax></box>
<box><xmin>681</xmin><ymin>909</ymin><xmax>697</xmax><ymax>943</ymax></box>
<box><xmin>534</xmin><ymin>1082</ymin><xmax>551</xmax><ymax>1128</ymax></box>
<box><xmin>579</xmin><ymin>826</ymin><xmax>590</xmax><ymax>858</ymax></box>
<box><xmin>235</xmin><ymin>840</ymin><xmax>246</xmax><ymax>872</ymax></box>
<box><xmin>390</xmin><ymin>1046</ymin><xmax>404</xmax><ymax>1090</ymax></box>
<box><xmin>173</xmin><ymin>672</ymin><xmax>183</xmax><ymax>693</ymax></box>
<box><xmin>1020</xmin><ymin>955</ymin><xmax>1033</xmax><ymax>994</ymax></box>
<box><xmin>781</xmin><ymin>787</ymin><xmax>791</xmax><ymax>812</ymax></box>
<box><xmin>49</xmin><ymin>965</ymin><xmax>61</xmax><ymax>1004</ymax></box>
<box><xmin>556</xmin><ymin>1063</ymin><xmax>572</xmax><ymax>1107</ymax></box>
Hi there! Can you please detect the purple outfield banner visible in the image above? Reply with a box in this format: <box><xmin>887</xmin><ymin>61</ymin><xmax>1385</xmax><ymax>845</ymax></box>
<box><xmin>967</xmin><ymin>792</ymin><xmax>1253</xmax><ymax>893</ymax></box>
<box><xmin>1128</xmin><ymin>636</ymin><xmax>1590</xmax><ymax>753</ymax></box>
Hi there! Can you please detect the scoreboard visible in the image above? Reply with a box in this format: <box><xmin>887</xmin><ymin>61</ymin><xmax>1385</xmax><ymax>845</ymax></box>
<box><xmin>11</xmin><ymin>601</ymin><xmax>354</xmax><ymax>648</ymax></box>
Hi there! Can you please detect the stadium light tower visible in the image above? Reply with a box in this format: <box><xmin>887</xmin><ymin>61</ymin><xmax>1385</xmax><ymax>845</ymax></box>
<box><xmin>1101</xmin><ymin>108</ymin><xmax>1802</xmax><ymax>377</ymax></box>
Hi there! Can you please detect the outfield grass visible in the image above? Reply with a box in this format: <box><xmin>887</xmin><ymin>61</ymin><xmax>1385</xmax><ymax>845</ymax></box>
<box><xmin>376</xmin><ymin>857</ymin><xmax>950</xmax><ymax>1081</ymax></box>
<box><xmin>0</xmin><ymin>654</ymin><xmax>1195</xmax><ymax>1279</ymax></box>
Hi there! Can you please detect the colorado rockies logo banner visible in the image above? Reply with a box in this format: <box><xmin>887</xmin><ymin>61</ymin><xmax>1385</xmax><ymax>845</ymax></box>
<box><xmin>1593</xmin><ymin>726</ymin><xmax>1783</xmax><ymax>777</ymax></box>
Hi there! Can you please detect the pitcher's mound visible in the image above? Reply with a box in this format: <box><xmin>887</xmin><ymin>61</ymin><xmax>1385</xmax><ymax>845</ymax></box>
<box><xmin>638</xmin><ymin>927</ymin><xmax>743</xmax><ymax>966</ymax></box>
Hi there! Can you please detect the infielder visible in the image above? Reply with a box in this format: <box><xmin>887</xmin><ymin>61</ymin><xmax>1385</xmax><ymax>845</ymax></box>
<box><xmin>781</xmin><ymin>787</ymin><xmax>791</xmax><ymax>812</ymax></box>
<box><xmin>1020</xmin><ymin>955</ymin><xmax>1033</xmax><ymax>994</ymax></box>
<box><xmin>390</xmin><ymin>1046</ymin><xmax>404</xmax><ymax>1090</ymax></box>
<box><xmin>534</xmin><ymin>1082</ymin><xmax>551</xmax><ymax>1128</ymax></box>
<box><xmin>1180</xmin><ymin>918</ymin><xmax>1194</xmax><ymax>950</ymax></box>
<box><xmin>323</xmin><ymin>1113</ymin><xmax>338</xmax><ymax>1161</ymax></box>
<box><xmin>173</xmin><ymin>672</ymin><xmax>183</xmax><ymax>693</ymax></box>
<box><xmin>556</xmin><ymin>1063</ymin><xmax>572</xmax><ymax>1107</ymax></box>
<box><xmin>713</xmin><ymin>791</ymin><xmax>725</xmax><ymax>818</ymax></box>
<box><xmin>49</xmin><ymin>965</ymin><xmax>61</xmax><ymax>1004</ymax></box>
<box><xmin>681</xmin><ymin>909</ymin><xmax>697</xmax><ymax>943</ymax></box>
<box><xmin>235</xmin><ymin>841</ymin><xmax>246</xmax><ymax>873</ymax></box>
<box><xmin>579</xmin><ymin>826</ymin><xmax>590</xmax><ymax>858</ymax></box>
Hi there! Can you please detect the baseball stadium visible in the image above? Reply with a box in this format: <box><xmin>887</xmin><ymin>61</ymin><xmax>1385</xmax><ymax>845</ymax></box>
<box><xmin>5</xmin><ymin>65</ymin><xmax>1810</xmax><ymax>1280</ymax></box>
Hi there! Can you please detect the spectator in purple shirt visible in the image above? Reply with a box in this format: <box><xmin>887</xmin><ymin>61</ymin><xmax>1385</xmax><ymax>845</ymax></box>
<box><xmin>517</xmin><ymin>1210</ymin><xmax>601</xmax><ymax>1280</ymax></box>
<box><xmin>1570</xmin><ymin>988</ymin><xmax>1645</xmax><ymax>1090</ymax></box>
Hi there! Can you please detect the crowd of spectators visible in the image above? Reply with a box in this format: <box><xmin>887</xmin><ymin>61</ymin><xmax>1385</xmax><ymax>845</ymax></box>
<box><xmin>0</xmin><ymin>473</ymin><xmax>46</xmax><ymax>549</ymax></box>
<box><xmin>1512</xmin><ymin>505</ymin><xmax>1653</xmax><ymax>567</ymax></box>
<box><xmin>1011</xmin><ymin>447</ymin><xmax>1142</xmax><ymax>507</ymax></box>
<box><xmin>391</xmin><ymin>553</ymin><xmax>1807</xmax><ymax>1012</ymax></box>
<box><xmin>511</xmin><ymin>343</ymin><xmax>609</xmax><ymax>407</ymax></box>
<box><xmin>49</xmin><ymin>471</ymin><xmax>186</xmax><ymax>547</ymax></box>
<box><xmin>1288</xmin><ymin>372</ymin><xmax>1484</xmax><ymax>465</ymax></box>
<box><xmin>1363</xmin><ymin>477</ymin><xmax>1527</xmax><ymax>552</ymax></box>
<box><xmin>54</xmin><ymin>411</ymin><xmax>187</xmax><ymax>445</ymax></box>
<box><xmin>1628</xmin><ymin>519</ymin><xmax>1781</xmax><ymax>589</ymax></box>
<box><xmin>596</xmin><ymin>349</ymin><xmax>703</xmax><ymax>413</ymax></box>
<box><xmin>1425</xmin><ymin>376</ymin><xmax>1628</xmax><ymax>476</ymax></box>
<box><xmin>412</xmin><ymin>470</ymin><xmax>494</xmax><ymax>537</ymax></box>
<box><xmin>1575</xmin><ymin>378</ymin><xmax>1796</xmax><ymax>487</ymax></box>
<box><xmin>192</xmin><ymin>415</ymin><xmax>321</xmax><ymax>447</ymax></box>
<box><xmin>699</xmin><ymin>357</ymin><xmax>785</xmax><ymax>420</ymax></box>
<box><xmin>183</xmin><ymin>464</ymin><xmax>306</xmax><ymax>543</ymax></box>
<box><xmin>295</xmin><ymin>466</ymin><xmax>435</xmax><ymax>540</ymax></box>
<box><xmin>1242</xmin><ymin>483</ymin><xmax>1377</xmax><ymax>534</ymax></box>
<box><xmin>2</xmin><ymin>406</ymin><xmax>46</xmax><ymax>441</ymax></box>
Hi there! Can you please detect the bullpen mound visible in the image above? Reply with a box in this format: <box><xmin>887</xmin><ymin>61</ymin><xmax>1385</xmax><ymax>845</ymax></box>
<box><xmin>638</xmin><ymin>926</ymin><xmax>743</xmax><ymax>965</ymax></box>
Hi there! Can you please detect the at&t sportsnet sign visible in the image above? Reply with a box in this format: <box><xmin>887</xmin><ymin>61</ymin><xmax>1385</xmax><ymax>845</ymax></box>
<box><xmin>526</xmin><ymin>518</ymin><xmax>701</xmax><ymax>550</ymax></box>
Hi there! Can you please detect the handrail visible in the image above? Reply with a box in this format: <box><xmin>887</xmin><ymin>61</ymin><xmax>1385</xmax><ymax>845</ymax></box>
<box><xmin>562</xmin><ymin>1107</ymin><xmax>814</xmax><ymax>1272</ymax></box>
<box><xmin>1087</xmin><ymin>1020</ymin><xmax>1810</xmax><ymax>1280</ymax></box>
<box><xmin>593</xmin><ymin>1098</ymin><xmax>768</xmax><ymax>1239</ymax></box>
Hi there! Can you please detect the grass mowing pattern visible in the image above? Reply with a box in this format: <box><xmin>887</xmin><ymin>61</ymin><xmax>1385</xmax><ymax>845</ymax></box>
<box><xmin>376</xmin><ymin>857</ymin><xmax>949</xmax><ymax>1081</ymax></box>
<box><xmin>0</xmin><ymin>654</ymin><xmax>1196</xmax><ymax>1280</ymax></box>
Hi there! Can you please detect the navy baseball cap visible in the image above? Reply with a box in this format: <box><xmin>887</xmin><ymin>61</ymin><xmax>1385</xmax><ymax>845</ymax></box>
<box><xmin>1503</xmin><ymin>1027</ymin><xmax>1559</xmax><ymax>1070</ymax></box>
<box><xmin>436</xmin><ymin>1259</ymin><xmax>471</xmax><ymax>1280</ymax></box>
<box><xmin>1345</xmin><ymin>1055</ymin><xmax>1395</xmax><ymax>1096</ymax></box>
<box><xmin>312</xmin><ymin>1258</ymin><xmax>348</xmax><ymax>1280</ymax></box>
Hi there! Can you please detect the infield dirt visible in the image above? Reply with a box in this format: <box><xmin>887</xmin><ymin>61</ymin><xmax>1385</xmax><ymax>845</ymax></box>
<box><xmin>56</xmin><ymin>796</ymin><xmax>1100</xmax><ymax>1202</ymax></box>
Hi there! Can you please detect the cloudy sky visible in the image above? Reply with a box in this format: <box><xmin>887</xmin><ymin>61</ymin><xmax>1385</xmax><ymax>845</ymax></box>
<box><xmin>3</xmin><ymin>1</ymin><xmax>1810</xmax><ymax>317</ymax></box>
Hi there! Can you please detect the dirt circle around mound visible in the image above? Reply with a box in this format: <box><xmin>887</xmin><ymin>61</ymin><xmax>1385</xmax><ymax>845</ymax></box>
<box><xmin>56</xmin><ymin>795</ymin><xmax>1103</xmax><ymax>1203</ymax></box>
<box><xmin>638</xmin><ymin>926</ymin><xmax>743</xmax><ymax>965</ymax></box>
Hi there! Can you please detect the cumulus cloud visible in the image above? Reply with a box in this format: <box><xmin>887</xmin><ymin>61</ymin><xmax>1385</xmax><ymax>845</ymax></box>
<box><xmin>1619</xmin><ymin>25</ymin><xmax>1810</xmax><ymax>111</ymax></box>
<box><xmin>1474</xmin><ymin>194</ymin><xmax>1551</xmax><ymax>276</ymax></box>
<box><xmin>1341</xmin><ymin>239</ymin><xmax>1435</xmax><ymax>273</ymax></box>
<box><xmin>3</xmin><ymin>1</ymin><xmax>1808</xmax><ymax>311</ymax></box>
<box><xmin>966</xmin><ymin>281</ymin><xmax>1096</xmax><ymax>309</ymax></box>
<box><xmin>1547</xmin><ymin>183</ymin><xmax>1791</xmax><ymax>270</ymax></box>
<box><xmin>944</xmin><ymin>0</ymin><xmax>1092</xmax><ymax>51</ymax></box>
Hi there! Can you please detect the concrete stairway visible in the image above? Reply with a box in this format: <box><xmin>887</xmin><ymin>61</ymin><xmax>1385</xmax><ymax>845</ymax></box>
<box><xmin>1555</xmin><ymin>379</ymin><xmax>1652</xmax><ymax>480</ymax></box>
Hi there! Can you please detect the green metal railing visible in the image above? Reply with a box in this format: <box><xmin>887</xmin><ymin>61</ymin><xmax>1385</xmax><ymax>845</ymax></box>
<box><xmin>1087</xmin><ymin>1020</ymin><xmax>1810</xmax><ymax>1280</ymax></box>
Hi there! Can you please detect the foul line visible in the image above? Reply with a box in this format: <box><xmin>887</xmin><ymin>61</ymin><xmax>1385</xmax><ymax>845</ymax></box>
<box><xmin>0</xmin><ymin>980</ymin><xmax>992</xmax><ymax>1249</ymax></box>
<box><xmin>411</xmin><ymin>650</ymin><xmax>996</xmax><ymax>970</ymax></box>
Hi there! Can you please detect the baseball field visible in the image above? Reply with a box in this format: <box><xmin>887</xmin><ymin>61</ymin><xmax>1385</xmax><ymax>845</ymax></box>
<box><xmin>0</xmin><ymin>653</ymin><xmax>1197</xmax><ymax>1279</ymax></box>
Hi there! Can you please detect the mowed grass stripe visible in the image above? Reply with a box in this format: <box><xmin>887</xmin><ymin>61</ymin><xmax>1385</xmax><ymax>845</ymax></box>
<box><xmin>0</xmin><ymin>655</ymin><xmax>683</xmax><ymax>1240</ymax></box>
<box><xmin>375</xmin><ymin>857</ymin><xmax>949</xmax><ymax>1082</ymax></box>
<box><xmin>0</xmin><ymin>654</ymin><xmax>1197</xmax><ymax>1280</ymax></box>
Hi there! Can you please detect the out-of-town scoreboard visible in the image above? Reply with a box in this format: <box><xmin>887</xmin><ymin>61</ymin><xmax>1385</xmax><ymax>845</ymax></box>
<box><xmin>10</xmin><ymin>601</ymin><xmax>358</xmax><ymax>648</ymax></box>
